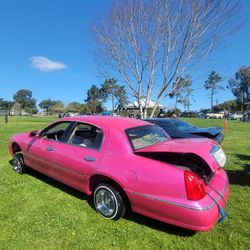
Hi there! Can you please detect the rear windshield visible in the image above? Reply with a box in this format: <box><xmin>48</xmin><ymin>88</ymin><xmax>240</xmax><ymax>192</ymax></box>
<box><xmin>126</xmin><ymin>125</ymin><xmax>169</xmax><ymax>150</ymax></box>
<box><xmin>172</xmin><ymin>120</ymin><xmax>194</xmax><ymax>131</ymax></box>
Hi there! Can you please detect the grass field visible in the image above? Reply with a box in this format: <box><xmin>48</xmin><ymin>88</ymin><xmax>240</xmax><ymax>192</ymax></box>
<box><xmin>0</xmin><ymin>116</ymin><xmax>249</xmax><ymax>250</ymax></box>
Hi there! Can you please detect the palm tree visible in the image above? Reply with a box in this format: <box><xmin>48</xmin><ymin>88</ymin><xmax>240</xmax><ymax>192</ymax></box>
<box><xmin>204</xmin><ymin>71</ymin><xmax>224</xmax><ymax>112</ymax></box>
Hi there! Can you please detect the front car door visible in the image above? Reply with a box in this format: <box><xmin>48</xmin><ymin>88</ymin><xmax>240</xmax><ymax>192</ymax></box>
<box><xmin>25</xmin><ymin>121</ymin><xmax>73</xmax><ymax>176</ymax></box>
<box><xmin>26</xmin><ymin>120</ymin><xmax>105</xmax><ymax>192</ymax></box>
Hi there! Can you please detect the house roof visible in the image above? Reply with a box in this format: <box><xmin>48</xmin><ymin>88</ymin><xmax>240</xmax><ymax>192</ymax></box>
<box><xmin>126</xmin><ymin>98</ymin><xmax>164</xmax><ymax>109</ymax></box>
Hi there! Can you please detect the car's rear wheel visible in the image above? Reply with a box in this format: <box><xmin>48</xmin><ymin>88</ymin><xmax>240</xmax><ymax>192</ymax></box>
<box><xmin>12</xmin><ymin>152</ymin><xmax>25</xmax><ymax>174</ymax></box>
<box><xmin>93</xmin><ymin>183</ymin><xmax>125</xmax><ymax>220</ymax></box>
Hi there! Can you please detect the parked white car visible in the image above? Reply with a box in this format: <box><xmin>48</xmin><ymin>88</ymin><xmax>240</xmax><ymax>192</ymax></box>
<box><xmin>213</xmin><ymin>112</ymin><xmax>225</xmax><ymax>119</ymax></box>
<box><xmin>230</xmin><ymin>112</ymin><xmax>243</xmax><ymax>120</ymax></box>
<box><xmin>206</xmin><ymin>112</ymin><xmax>224</xmax><ymax>119</ymax></box>
<box><xmin>206</xmin><ymin>113</ymin><xmax>216</xmax><ymax>119</ymax></box>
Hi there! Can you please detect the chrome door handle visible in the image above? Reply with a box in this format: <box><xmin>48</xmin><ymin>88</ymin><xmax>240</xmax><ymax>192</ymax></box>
<box><xmin>84</xmin><ymin>156</ymin><xmax>96</xmax><ymax>162</ymax></box>
<box><xmin>46</xmin><ymin>145</ymin><xmax>54</xmax><ymax>151</ymax></box>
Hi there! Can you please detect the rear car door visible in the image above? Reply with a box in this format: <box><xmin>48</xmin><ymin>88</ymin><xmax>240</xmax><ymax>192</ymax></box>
<box><xmin>44</xmin><ymin>122</ymin><xmax>105</xmax><ymax>192</ymax></box>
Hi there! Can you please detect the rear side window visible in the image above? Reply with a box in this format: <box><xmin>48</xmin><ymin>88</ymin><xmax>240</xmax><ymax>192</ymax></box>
<box><xmin>67</xmin><ymin>123</ymin><xmax>103</xmax><ymax>150</ymax></box>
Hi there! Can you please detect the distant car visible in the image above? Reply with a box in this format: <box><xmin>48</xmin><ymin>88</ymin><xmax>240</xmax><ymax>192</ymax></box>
<box><xmin>206</xmin><ymin>112</ymin><xmax>224</xmax><ymax>119</ymax></box>
<box><xmin>206</xmin><ymin>113</ymin><xmax>216</xmax><ymax>119</ymax></box>
<box><xmin>9</xmin><ymin>116</ymin><xmax>228</xmax><ymax>231</ymax></box>
<box><xmin>198</xmin><ymin>113</ymin><xmax>207</xmax><ymax>119</ymax></box>
<box><xmin>213</xmin><ymin>112</ymin><xmax>225</xmax><ymax>119</ymax></box>
<box><xmin>144</xmin><ymin>118</ymin><xmax>224</xmax><ymax>144</ymax></box>
<box><xmin>230</xmin><ymin>112</ymin><xmax>243</xmax><ymax>120</ymax></box>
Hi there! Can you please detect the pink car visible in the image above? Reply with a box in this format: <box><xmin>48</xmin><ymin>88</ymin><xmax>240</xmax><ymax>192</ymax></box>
<box><xmin>9</xmin><ymin>116</ymin><xmax>229</xmax><ymax>231</ymax></box>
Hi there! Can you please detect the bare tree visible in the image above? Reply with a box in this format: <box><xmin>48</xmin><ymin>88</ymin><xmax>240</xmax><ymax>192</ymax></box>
<box><xmin>92</xmin><ymin>0</ymin><xmax>243</xmax><ymax>118</ymax></box>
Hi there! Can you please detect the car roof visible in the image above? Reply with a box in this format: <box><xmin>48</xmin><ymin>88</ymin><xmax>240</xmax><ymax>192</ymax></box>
<box><xmin>144</xmin><ymin>118</ymin><xmax>174</xmax><ymax>122</ymax></box>
<box><xmin>60</xmin><ymin>115</ymin><xmax>150</xmax><ymax>130</ymax></box>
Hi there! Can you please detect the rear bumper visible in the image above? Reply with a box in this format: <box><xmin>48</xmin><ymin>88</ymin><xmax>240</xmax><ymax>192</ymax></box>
<box><xmin>127</xmin><ymin>171</ymin><xmax>229</xmax><ymax>231</ymax></box>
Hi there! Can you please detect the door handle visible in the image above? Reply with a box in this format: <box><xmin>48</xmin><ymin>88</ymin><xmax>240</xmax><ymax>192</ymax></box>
<box><xmin>84</xmin><ymin>156</ymin><xmax>96</xmax><ymax>162</ymax></box>
<box><xmin>46</xmin><ymin>145</ymin><xmax>54</xmax><ymax>151</ymax></box>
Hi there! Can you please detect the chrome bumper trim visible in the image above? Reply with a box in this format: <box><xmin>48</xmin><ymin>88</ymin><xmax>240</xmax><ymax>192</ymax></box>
<box><xmin>131</xmin><ymin>178</ymin><xmax>229</xmax><ymax>211</ymax></box>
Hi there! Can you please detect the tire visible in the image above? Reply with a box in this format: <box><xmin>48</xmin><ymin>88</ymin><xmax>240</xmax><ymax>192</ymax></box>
<box><xmin>93</xmin><ymin>183</ymin><xmax>125</xmax><ymax>220</ymax></box>
<box><xmin>12</xmin><ymin>152</ymin><xmax>25</xmax><ymax>174</ymax></box>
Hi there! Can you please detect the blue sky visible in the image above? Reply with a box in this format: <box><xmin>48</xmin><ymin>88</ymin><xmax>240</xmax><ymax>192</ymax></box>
<box><xmin>0</xmin><ymin>0</ymin><xmax>249</xmax><ymax>111</ymax></box>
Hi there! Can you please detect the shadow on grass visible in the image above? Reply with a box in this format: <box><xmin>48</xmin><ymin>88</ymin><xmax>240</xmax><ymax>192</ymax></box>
<box><xmin>226</xmin><ymin>154</ymin><xmax>250</xmax><ymax>186</ymax></box>
<box><xmin>8</xmin><ymin>160</ymin><xmax>195</xmax><ymax>236</ymax></box>
<box><xmin>8</xmin><ymin>159</ymin><xmax>90</xmax><ymax>202</ymax></box>
<box><xmin>227</xmin><ymin>164</ymin><xmax>250</xmax><ymax>186</ymax></box>
<box><xmin>234</xmin><ymin>154</ymin><xmax>250</xmax><ymax>161</ymax></box>
<box><xmin>124</xmin><ymin>213</ymin><xmax>196</xmax><ymax>237</ymax></box>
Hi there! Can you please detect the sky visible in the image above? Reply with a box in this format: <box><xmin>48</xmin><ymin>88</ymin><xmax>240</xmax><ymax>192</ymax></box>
<box><xmin>0</xmin><ymin>0</ymin><xmax>250</xmax><ymax>111</ymax></box>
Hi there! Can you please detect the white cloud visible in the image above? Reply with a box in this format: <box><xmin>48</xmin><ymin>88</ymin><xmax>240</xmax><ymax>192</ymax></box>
<box><xmin>29</xmin><ymin>56</ymin><xmax>67</xmax><ymax>72</ymax></box>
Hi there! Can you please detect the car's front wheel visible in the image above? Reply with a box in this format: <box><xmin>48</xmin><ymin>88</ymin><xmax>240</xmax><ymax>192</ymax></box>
<box><xmin>93</xmin><ymin>183</ymin><xmax>125</xmax><ymax>220</ymax></box>
<box><xmin>12</xmin><ymin>152</ymin><xmax>25</xmax><ymax>174</ymax></box>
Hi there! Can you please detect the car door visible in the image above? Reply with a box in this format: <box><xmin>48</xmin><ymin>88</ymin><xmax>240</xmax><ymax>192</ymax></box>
<box><xmin>26</xmin><ymin>122</ymin><xmax>103</xmax><ymax>192</ymax></box>
<box><xmin>50</xmin><ymin>145</ymin><xmax>103</xmax><ymax>193</ymax></box>
<box><xmin>26</xmin><ymin>121</ymin><xmax>73</xmax><ymax>176</ymax></box>
<box><xmin>45</xmin><ymin>122</ymin><xmax>105</xmax><ymax>193</ymax></box>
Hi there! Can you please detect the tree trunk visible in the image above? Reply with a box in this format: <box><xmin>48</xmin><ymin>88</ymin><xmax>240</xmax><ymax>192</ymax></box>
<box><xmin>143</xmin><ymin>107</ymin><xmax>148</xmax><ymax>118</ymax></box>
<box><xmin>139</xmin><ymin>105</ymin><xmax>143</xmax><ymax>119</ymax></box>
<box><xmin>112</xmin><ymin>95</ymin><xmax>115</xmax><ymax>113</ymax></box>
<box><xmin>174</xmin><ymin>95</ymin><xmax>178</xmax><ymax>113</ymax></box>
<box><xmin>150</xmin><ymin>102</ymin><xmax>159</xmax><ymax>118</ymax></box>
<box><xmin>211</xmin><ymin>89</ymin><xmax>214</xmax><ymax>112</ymax></box>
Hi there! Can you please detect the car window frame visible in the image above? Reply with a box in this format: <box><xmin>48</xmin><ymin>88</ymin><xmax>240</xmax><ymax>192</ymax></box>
<box><xmin>39</xmin><ymin>121</ymin><xmax>75</xmax><ymax>143</ymax></box>
<box><xmin>63</xmin><ymin>121</ymin><xmax>104</xmax><ymax>151</ymax></box>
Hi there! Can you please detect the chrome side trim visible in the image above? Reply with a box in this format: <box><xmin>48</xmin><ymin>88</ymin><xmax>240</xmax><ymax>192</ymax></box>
<box><xmin>131</xmin><ymin>178</ymin><xmax>229</xmax><ymax>211</ymax></box>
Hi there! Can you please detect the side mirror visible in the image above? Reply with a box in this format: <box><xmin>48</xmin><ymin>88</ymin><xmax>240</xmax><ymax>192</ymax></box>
<box><xmin>29</xmin><ymin>130</ymin><xmax>38</xmax><ymax>137</ymax></box>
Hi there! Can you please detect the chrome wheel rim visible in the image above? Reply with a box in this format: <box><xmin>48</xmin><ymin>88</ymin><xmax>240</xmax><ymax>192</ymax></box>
<box><xmin>12</xmin><ymin>157</ymin><xmax>22</xmax><ymax>174</ymax></box>
<box><xmin>95</xmin><ymin>189</ymin><xmax>116</xmax><ymax>217</ymax></box>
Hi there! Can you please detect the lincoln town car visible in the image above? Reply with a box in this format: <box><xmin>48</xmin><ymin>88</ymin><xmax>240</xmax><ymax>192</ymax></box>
<box><xmin>9</xmin><ymin>116</ymin><xmax>229</xmax><ymax>231</ymax></box>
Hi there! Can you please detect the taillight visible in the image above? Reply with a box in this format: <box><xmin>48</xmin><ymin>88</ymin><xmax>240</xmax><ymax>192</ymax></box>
<box><xmin>184</xmin><ymin>171</ymin><xmax>206</xmax><ymax>200</ymax></box>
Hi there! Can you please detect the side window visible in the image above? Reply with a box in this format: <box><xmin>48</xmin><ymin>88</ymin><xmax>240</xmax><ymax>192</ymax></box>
<box><xmin>156</xmin><ymin>123</ymin><xmax>176</xmax><ymax>133</ymax></box>
<box><xmin>157</xmin><ymin>122</ymin><xmax>175</xmax><ymax>130</ymax></box>
<box><xmin>68</xmin><ymin>123</ymin><xmax>103</xmax><ymax>150</ymax></box>
<box><xmin>41</xmin><ymin>122</ymin><xmax>71</xmax><ymax>141</ymax></box>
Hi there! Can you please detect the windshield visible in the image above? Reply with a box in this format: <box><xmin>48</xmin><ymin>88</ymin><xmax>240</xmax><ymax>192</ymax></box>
<box><xmin>126</xmin><ymin>125</ymin><xmax>169</xmax><ymax>150</ymax></box>
<box><xmin>172</xmin><ymin>120</ymin><xmax>194</xmax><ymax>131</ymax></box>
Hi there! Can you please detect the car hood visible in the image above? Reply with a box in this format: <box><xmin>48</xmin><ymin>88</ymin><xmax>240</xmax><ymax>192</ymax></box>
<box><xmin>135</xmin><ymin>138</ymin><xmax>220</xmax><ymax>171</ymax></box>
<box><xmin>183</xmin><ymin>127</ymin><xmax>222</xmax><ymax>136</ymax></box>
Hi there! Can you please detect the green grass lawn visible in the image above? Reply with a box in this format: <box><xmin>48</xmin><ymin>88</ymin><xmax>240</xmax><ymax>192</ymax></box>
<box><xmin>0</xmin><ymin>116</ymin><xmax>249</xmax><ymax>249</ymax></box>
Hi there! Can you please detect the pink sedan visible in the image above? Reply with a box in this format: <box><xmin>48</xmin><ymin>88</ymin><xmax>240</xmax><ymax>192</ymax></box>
<box><xmin>8</xmin><ymin>116</ymin><xmax>229</xmax><ymax>231</ymax></box>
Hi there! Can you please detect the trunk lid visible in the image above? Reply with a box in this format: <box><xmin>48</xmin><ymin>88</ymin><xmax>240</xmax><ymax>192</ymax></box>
<box><xmin>135</xmin><ymin>138</ymin><xmax>215</xmax><ymax>162</ymax></box>
<box><xmin>135</xmin><ymin>138</ymin><xmax>220</xmax><ymax>181</ymax></box>
<box><xmin>184</xmin><ymin>127</ymin><xmax>222</xmax><ymax>137</ymax></box>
